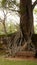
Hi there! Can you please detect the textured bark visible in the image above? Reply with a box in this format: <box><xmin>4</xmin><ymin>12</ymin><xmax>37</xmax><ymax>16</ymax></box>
<box><xmin>20</xmin><ymin>0</ymin><xmax>33</xmax><ymax>41</ymax></box>
<box><xmin>20</xmin><ymin>0</ymin><xmax>36</xmax><ymax>52</ymax></box>
<box><xmin>32</xmin><ymin>0</ymin><xmax>37</xmax><ymax>10</ymax></box>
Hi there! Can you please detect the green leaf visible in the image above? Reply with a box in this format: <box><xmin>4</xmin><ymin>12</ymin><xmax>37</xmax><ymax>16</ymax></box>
<box><xmin>2</xmin><ymin>0</ymin><xmax>6</xmax><ymax>7</ymax></box>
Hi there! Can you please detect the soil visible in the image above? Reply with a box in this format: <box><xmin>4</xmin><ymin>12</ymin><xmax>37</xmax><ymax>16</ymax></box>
<box><xmin>0</xmin><ymin>50</ymin><xmax>37</xmax><ymax>61</ymax></box>
<box><xmin>5</xmin><ymin>56</ymin><xmax>37</xmax><ymax>61</ymax></box>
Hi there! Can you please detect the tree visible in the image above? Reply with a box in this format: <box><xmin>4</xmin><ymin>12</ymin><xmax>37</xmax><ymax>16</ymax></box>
<box><xmin>0</xmin><ymin>0</ymin><xmax>20</xmax><ymax>56</ymax></box>
<box><xmin>20</xmin><ymin>0</ymin><xmax>37</xmax><ymax>53</ymax></box>
<box><xmin>20</xmin><ymin>0</ymin><xmax>37</xmax><ymax>40</ymax></box>
<box><xmin>1</xmin><ymin>0</ymin><xmax>37</xmax><ymax>57</ymax></box>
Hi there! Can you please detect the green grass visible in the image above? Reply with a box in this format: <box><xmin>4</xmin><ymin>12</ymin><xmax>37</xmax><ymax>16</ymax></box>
<box><xmin>0</xmin><ymin>57</ymin><xmax>37</xmax><ymax>65</ymax></box>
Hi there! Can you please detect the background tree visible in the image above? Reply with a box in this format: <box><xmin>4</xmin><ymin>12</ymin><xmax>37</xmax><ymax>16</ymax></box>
<box><xmin>0</xmin><ymin>0</ymin><xmax>20</xmax><ymax>56</ymax></box>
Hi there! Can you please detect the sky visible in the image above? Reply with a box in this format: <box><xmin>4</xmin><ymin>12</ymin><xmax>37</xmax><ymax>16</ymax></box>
<box><xmin>32</xmin><ymin>0</ymin><xmax>35</xmax><ymax>2</ymax></box>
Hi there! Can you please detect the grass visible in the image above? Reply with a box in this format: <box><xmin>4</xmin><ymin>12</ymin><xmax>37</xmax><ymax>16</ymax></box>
<box><xmin>0</xmin><ymin>57</ymin><xmax>37</xmax><ymax>65</ymax></box>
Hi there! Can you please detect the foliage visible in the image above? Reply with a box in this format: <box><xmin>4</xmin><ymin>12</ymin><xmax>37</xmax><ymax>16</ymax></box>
<box><xmin>34</xmin><ymin>8</ymin><xmax>37</xmax><ymax>14</ymax></box>
<box><xmin>33</xmin><ymin>8</ymin><xmax>37</xmax><ymax>34</ymax></box>
<box><xmin>0</xmin><ymin>21</ymin><xmax>19</xmax><ymax>34</ymax></box>
<box><xmin>34</xmin><ymin>25</ymin><xmax>37</xmax><ymax>34</ymax></box>
<box><xmin>2</xmin><ymin>0</ymin><xmax>7</xmax><ymax>7</ymax></box>
<box><xmin>0</xmin><ymin>0</ymin><xmax>20</xmax><ymax>35</ymax></box>
<box><xmin>1</xmin><ymin>0</ymin><xmax>20</xmax><ymax>9</ymax></box>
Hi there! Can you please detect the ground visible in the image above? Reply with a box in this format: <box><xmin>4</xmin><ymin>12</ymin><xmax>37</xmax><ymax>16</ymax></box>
<box><xmin>0</xmin><ymin>48</ymin><xmax>37</xmax><ymax>65</ymax></box>
<box><xmin>0</xmin><ymin>56</ymin><xmax>37</xmax><ymax>65</ymax></box>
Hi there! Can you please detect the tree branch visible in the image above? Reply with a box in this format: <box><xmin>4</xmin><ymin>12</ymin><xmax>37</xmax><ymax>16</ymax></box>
<box><xmin>32</xmin><ymin>0</ymin><xmax>37</xmax><ymax>10</ymax></box>
<box><xmin>6</xmin><ymin>7</ymin><xmax>20</xmax><ymax>13</ymax></box>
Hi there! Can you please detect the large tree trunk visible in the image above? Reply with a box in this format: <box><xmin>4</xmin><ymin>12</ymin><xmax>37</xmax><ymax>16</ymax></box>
<box><xmin>20</xmin><ymin>0</ymin><xmax>33</xmax><ymax>40</ymax></box>
<box><xmin>20</xmin><ymin>0</ymin><xmax>36</xmax><ymax>52</ymax></box>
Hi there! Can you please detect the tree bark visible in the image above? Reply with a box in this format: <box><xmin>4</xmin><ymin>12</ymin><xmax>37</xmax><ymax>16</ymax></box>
<box><xmin>32</xmin><ymin>0</ymin><xmax>37</xmax><ymax>10</ymax></box>
<box><xmin>20</xmin><ymin>0</ymin><xmax>33</xmax><ymax>41</ymax></box>
<box><xmin>19</xmin><ymin>0</ymin><xmax>36</xmax><ymax>52</ymax></box>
